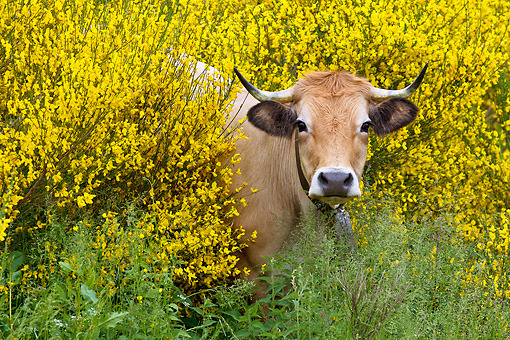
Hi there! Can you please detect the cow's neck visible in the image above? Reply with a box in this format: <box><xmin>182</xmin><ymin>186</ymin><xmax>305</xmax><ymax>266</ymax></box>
<box><xmin>266</xmin><ymin>135</ymin><xmax>306</xmax><ymax>211</ymax></box>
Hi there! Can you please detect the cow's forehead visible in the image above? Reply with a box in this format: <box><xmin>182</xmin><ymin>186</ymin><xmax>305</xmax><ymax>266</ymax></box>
<box><xmin>294</xmin><ymin>71</ymin><xmax>372</xmax><ymax>100</ymax></box>
<box><xmin>293</xmin><ymin>71</ymin><xmax>372</xmax><ymax>125</ymax></box>
<box><xmin>293</xmin><ymin>72</ymin><xmax>371</xmax><ymax>129</ymax></box>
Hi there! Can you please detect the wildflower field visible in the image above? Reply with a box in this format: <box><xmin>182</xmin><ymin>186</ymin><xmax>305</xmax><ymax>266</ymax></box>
<box><xmin>0</xmin><ymin>0</ymin><xmax>509</xmax><ymax>337</ymax></box>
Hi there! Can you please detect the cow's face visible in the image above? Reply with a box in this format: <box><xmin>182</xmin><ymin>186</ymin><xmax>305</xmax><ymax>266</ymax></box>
<box><xmin>245</xmin><ymin>71</ymin><xmax>419</xmax><ymax>206</ymax></box>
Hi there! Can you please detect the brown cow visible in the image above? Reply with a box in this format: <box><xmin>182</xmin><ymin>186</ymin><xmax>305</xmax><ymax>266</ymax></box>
<box><xmin>229</xmin><ymin>65</ymin><xmax>427</xmax><ymax>285</ymax></box>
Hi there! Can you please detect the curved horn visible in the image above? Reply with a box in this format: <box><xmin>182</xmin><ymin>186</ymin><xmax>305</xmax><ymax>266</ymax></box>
<box><xmin>234</xmin><ymin>67</ymin><xmax>294</xmax><ymax>103</ymax></box>
<box><xmin>370</xmin><ymin>63</ymin><xmax>428</xmax><ymax>99</ymax></box>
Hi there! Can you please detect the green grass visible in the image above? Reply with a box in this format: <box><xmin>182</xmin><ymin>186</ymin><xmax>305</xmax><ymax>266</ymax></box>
<box><xmin>1</xmin><ymin>195</ymin><xmax>509</xmax><ymax>339</ymax></box>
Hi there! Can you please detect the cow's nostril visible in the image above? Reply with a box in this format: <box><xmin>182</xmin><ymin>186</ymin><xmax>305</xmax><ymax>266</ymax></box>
<box><xmin>344</xmin><ymin>173</ymin><xmax>353</xmax><ymax>186</ymax></box>
<box><xmin>318</xmin><ymin>172</ymin><xmax>328</xmax><ymax>185</ymax></box>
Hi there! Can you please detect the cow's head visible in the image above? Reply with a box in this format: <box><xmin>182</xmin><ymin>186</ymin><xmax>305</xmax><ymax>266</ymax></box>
<box><xmin>235</xmin><ymin>65</ymin><xmax>427</xmax><ymax>207</ymax></box>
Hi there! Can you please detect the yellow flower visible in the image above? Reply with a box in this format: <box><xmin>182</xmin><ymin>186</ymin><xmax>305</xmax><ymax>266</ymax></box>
<box><xmin>243</xmin><ymin>267</ymin><xmax>251</xmax><ymax>277</ymax></box>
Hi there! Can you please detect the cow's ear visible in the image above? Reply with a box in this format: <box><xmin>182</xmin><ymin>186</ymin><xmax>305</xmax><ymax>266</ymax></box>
<box><xmin>369</xmin><ymin>98</ymin><xmax>418</xmax><ymax>136</ymax></box>
<box><xmin>247</xmin><ymin>101</ymin><xmax>297</xmax><ymax>136</ymax></box>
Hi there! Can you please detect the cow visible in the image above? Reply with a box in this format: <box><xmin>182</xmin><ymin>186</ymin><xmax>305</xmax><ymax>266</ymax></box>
<box><xmin>228</xmin><ymin>64</ymin><xmax>427</xmax><ymax>289</ymax></box>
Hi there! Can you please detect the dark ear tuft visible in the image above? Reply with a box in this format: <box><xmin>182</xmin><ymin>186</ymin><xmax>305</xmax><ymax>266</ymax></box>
<box><xmin>369</xmin><ymin>98</ymin><xmax>418</xmax><ymax>136</ymax></box>
<box><xmin>247</xmin><ymin>101</ymin><xmax>297</xmax><ymax>136</ymax></box>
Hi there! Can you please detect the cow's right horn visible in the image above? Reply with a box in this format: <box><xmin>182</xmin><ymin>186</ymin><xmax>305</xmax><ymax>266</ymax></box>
<box><xmin>370</xmin><ymin>63</ymin><xmax>428</xmax><ymax>99</ymax></box>
<box><xmin>234</xmin><ymin>68</ymin><xmax>294</xmax><ymax>103</ymax></box>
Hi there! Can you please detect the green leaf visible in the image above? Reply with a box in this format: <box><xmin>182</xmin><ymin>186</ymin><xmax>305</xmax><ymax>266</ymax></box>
<box><xmin>55</xmin><ymin>283</ymin><xmax>68</xmax><ymax>300</ymax></box>
<box><xmin>201</xmin><ymin>297</ymin><xmax>217</xmax><ymax>309</ymax></box>
<box><xmin>85</xmin><ymin>267</ymin><xmax>96</xmax><ymax>288</ymax></box>
<box><xmin>97</xmin><ymin>312</ymin><xmax>129</xmax><ymax>329</ymax></box>
<box><xmin>222</xmin><ymin>310</ymin><xmax>242</xmax><ymax>320</ymax></box>
<box><xmin>8</xmin><ymin>251</ymin><xmax>24</xmax><ymax>273</ymax></box>
<box><xmin>166</xmin><ymin>314</ymin><xmax>181</xmax><ymax>322</ymax></box>
<box><xmin>81</xmin><ymin>284</ymin><xmax>98</xmax><ymax>305</ymax></box>
<box><xmin>176</xmin><ymin>330</ymin><xmax>192</xmax><ymax>338</ymax></box>
<box><xmin>59</xmin><ymin>262</ymin><xmax>73</xmax><ymax>273</ymax></box>
<box><xmin>202</xmin><ymin>319</ymin><xmax>216</xmax><ymax>327</ymax></box>
<box><xmin>251</xmin><ymin>319</ymin><xmax>265</xmax><ymax>330</ymax></box>
<box><xmin>10</xmin><ymin>271</ymin><xmax>21</xmax><ymax>285</ymax></box>
<box><xmin>235</xmin><ymin>329</ymin><xmax>252</xmax><ymax>337</ymax></box>
<box><xmin>190</xmin><ymin>307</ymin><xmax>204</xmax><ymax>316</ymax></box>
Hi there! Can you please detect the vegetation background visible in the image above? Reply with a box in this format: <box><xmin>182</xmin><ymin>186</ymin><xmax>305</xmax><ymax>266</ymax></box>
<box><xmin>0</xmin><ymin>0</ymin><xmax>509</xmax><ymax>338</ymax></box>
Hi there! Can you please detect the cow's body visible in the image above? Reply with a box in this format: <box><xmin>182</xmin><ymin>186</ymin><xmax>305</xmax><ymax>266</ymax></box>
<box><xmin>229</xmin><ymin>88</ymin><xmax>313</xmax><ymax>281</ymax></box>
<box><xmin>227</xmin><ymin>66</ymin><xmax>427</xmax><ymax>285</ymax></box>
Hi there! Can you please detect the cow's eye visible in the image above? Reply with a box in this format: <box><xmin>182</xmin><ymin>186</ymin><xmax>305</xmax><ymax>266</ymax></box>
<box><xmin>296</xmin><ymin>120</ymin><xmax>308</xmax><ymax>133</ymax></box>
<box><xmin>360</xmin><ymin>121</ymin><xmax>373</xmax><ymax>134</ymax></box>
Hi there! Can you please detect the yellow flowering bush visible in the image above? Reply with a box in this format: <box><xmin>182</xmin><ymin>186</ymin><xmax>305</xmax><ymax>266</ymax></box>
<box><xmin>0</xmin><ymin>0</ymin><xmax>246</xmax><ymax>295</ymax></box>
<box><xmin>191</xmin><ymin>0</ymin><xmax>510</xmax><ymax>298</ymax></box>
<box><xmin>180</xmin><ymin>0</ymin><xmax>510</xmax><ymax>298</ymax></box>
<box><xmin>2</xmin><ymin>0</ymin><xmax>510</xmax><ymax>302</ymax></box>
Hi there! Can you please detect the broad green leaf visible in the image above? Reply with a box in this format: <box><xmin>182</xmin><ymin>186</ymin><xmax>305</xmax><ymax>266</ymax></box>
<box><xmin>97</xmin><ymin>312</ymin><xmax>129</xmax><ymax>329</ymax></box>
<box><xmin>81</xmin><ymin>284</ymin><xmax>98</xmax><ymax>305</ymax></box>
<box><xmin>59</xmin><ymin>262</ymin><xmax>73</xmax><ymax>273</ymax></box>
<box><xmin>8</xmin><ymin>251</ymin><xmax>24</xmax><ymax>273</ymax></box>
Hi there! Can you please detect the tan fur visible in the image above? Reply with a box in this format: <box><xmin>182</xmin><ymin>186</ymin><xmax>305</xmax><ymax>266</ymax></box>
<box><xmin>293</xmin><ymin>71</ymin><xmax>372</xmax><ymax>100</ymax></box>
<box><xmin>229</xmin><ymin>72</ymin><xmax>375</xmax><ymax>294</ymax></box>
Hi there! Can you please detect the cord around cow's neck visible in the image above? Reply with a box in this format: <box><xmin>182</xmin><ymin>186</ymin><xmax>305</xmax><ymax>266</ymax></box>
<box><xmin>294</xmin><ymin>127</ymin><xmax>310</xmax><ymax>193</ymax></box>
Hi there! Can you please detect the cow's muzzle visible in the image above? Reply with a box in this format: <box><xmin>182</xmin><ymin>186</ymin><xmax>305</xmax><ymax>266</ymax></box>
<box><xmin>318</xmin><ymin>171</ymin><xmax>353</xmax><ymax>197</ymax></box>
<box><xmin>308</xmin><ymin>167</ymin><xmax>361</xmax><ymax>205</ymax></box>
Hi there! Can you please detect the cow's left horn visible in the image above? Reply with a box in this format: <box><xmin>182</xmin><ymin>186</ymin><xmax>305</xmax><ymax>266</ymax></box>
<box><xmin>234</xmin><ymin>68</ymin><xmax>294</xmax><ymax>103</ymax></box>
<box><xmin>370</xmin><ymin>63</ymin><xmax>428</xmax><ymax>99</ymax></box>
